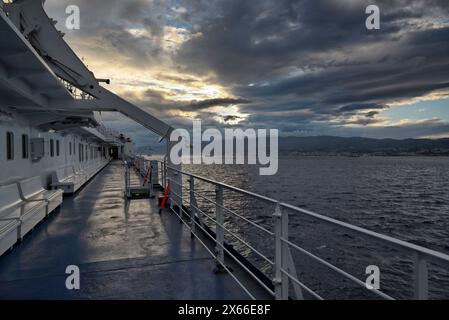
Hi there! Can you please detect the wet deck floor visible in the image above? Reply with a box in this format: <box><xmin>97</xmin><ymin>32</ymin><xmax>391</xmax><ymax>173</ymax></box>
<box><xmin>0</xmin><ymin>161</ymin><xmax>268</xmax><ymax>299</ymax></box>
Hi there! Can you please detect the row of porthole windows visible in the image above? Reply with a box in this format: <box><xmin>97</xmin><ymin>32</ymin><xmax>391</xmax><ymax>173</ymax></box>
<box><xmin>6</xmin><ymin>132</ymin><xmax>103</xmax><ymax>162</ymax></box>
<box><xmin>6</xmin><ymin>132</ymin><xmax>30</xmax><ymax>160</ymax></box>
<box><xmin>5</xmin><ymin>132</ymin><xmax>65</xmax><ymax>160</ymax></box>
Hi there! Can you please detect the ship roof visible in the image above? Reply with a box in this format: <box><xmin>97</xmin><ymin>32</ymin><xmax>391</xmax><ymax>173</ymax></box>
<box><xmin>0</xmin><ymin>10</ymin><xmax>73</xmax><ymax>108</ymax></box>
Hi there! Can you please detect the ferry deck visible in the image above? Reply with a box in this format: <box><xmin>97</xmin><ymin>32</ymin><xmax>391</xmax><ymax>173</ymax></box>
<box><xmin>2</xmin><ymin>0</ymin><xmax>449</xmax><ymax>301</ymax></box>
<box><xmin>0</xmin><ymin>161</ymin><xmax>270</xmax><ymax>300</ymax></box>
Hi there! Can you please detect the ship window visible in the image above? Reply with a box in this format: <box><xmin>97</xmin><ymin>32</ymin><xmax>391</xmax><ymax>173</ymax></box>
<box><xmin>56</xmin><ymin>140</ymin><xmax>60</xmax><ymax>156</ymax></box>
<box><xmin>86</xmin><ymin>145</ymin><xmax>88</xmax><ymax>161</ymax></box>
<box><xmin>6</xmin><ymin>132</ymin><xmax>14</xmax><ymax>160</ymax></box>
<box><xmin>74</xmin><ymin>141</ymin><xmax>76</xmax><ymax>155</ymax></box>
<box><xmin>69</xmin><ymin>142</ymin><xmax>72</xmax><ymax>156</ymax></box>
<box><xmin>22</xmin><ymin>134</ymin><xmax>29</xmax><ymax>159</ymax></box>
<box><xmin>79</xmin><ymin>144</ymin><xmax>83</xmax><ymax>162</ymax></box>
<box><xmin>50</xmin><ymin>139</ymin><xmax>54</xmax><ymax>157</ymax></box>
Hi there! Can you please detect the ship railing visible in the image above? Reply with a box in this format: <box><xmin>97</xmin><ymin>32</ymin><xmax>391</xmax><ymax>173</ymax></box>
<box><xmin>149</xmin><ymin>160</ymin><xmax>449</xmax><ymax>300</ymax></box>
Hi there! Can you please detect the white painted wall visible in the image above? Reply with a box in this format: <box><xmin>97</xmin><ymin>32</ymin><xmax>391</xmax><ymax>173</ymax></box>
<box><xmin>0</xmin><ymin>111</ymin><xmax>114</xmax><ymax>187</ymax></box>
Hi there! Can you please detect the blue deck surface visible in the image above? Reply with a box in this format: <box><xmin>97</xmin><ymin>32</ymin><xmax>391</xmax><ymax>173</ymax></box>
<box><xmin>0</xmin><ymin>162</ymin><xmax>268</xmax><ymax>300</ymax></box>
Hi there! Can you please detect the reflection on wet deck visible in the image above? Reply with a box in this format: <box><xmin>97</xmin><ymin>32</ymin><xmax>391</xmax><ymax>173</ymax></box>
<box><xmin>0</xmin><ymin>161</ymin><xmax>265</xmax><ymax>299</ymax></box>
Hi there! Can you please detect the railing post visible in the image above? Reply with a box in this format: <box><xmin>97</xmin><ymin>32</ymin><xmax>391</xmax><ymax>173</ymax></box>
<box><xmin>163</xmin><ymin>160</ymin><xmax>167</xmax><ymax>188</ymax></box>
<box><xmin>281</xmin><ymin>207</ymin><xmax>290</xmax><ymax>300</ymax></box>
<box><xmin>125</xmin><ymin>162</ymin><xmax>129</xmax><ymax>198</ymax></box>
<box><xmin>160</xmin><ymin>162</ymin><xmax>164</xmax><ymax>186</ymax></box>
<box><xmin>148</xmin><ymin>162</ymin><xmax>153</xmax><ymax>198</ymax></box>
<box><xmin>189</xmin><ymin>176</ymin><xmax>196</xmax><ymax>238</ymax></box>
<box><xmin>413</xmin><ymin>253</ymin><xmax>429</xmax><ymax>300</ymax></box>
<box><xmin>174</xmin><ymin>172</ymin><xmax>182</xmax><ymax>221</ymax></box>
<box><xmin>215</xmin><ymin>185</ymin><xmax>225</xmax><ymax>269</ymax></box>
<box><xmin>168</xmin><ymin>175</ymin><xmax>173</xmax><ymax>211</ymax></box>
<box><xmin>161</xmin><ymin>162</ymin><xmax>163</xmax><ymax>188</ymax></box>
<box><xmin>273</xmin><ymin>203</ymin><xmax>283</xmax><ymax>300</ymax></box>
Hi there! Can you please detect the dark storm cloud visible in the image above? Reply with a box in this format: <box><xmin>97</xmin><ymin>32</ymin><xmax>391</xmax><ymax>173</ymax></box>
<box><xmin>365</xmin><ymin>111</ymin><xmax>380</xmax><ymax>118</ymax></box>
<box><xmin>43</xmin><ymin>0</ymin><xmax>449</xmax><ymax>140</ymax></box>
<box><xmin>100</xmin><ymin>26</ymin><xmax>163</xmax><ymax>64</ymax></box>
<box><xmin>234</xmin><ymin>25</ymin><xmax>449</xmax><ymax>114</ymax></box>
<box><xmin>223</xmin><ymin>115</ymin><xmax>242</xmax><ymax>122</ymax></box>
<box><xmin>174</xmin><ymin>0</ymin><xmax>449</xmax><ymax>136</ymax></box>
<box><xmin>177</xmin><ymin>0</ymin><xmax>449</xmax><ymax>82</ymax></box>
<box><xmin>120</xmin><ymin>88</ymin><xmax>250</xmax><ymax>129</ymax></box>
<box><xmin>185</xmin><ymin>98</ymin><xmax>251</xmax><ymax>111</ymax></box>
<box><xmin>177</xmin><ymin>0</ymin><xmax>386</xmax><ymax>83</ymax></box>
<box><xmin>339</xmin><ymin>103</ymin><xmax>387</xmax><ymax>113</ymax></box>
<box><xmin>46</xmin><ymin>0</ymin><xmax>168</xmax><ymax>67</ymax></box>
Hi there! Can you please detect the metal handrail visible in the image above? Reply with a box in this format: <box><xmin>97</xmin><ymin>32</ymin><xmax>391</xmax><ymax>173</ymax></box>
<box><xmin>148</xmin><ymin>159</ymin><xmax>449</xmax><ymax>300</ymax></box>
<box><xmin>164</xmin><ymin>163</ymin><xmax>280</xmax><ymax>204</ymax></box>
<box><xmin>168</xmin><ymin>174</ymin><xmax>274</xmax><ymax>236</ymax></box>
<box><xmin>187</xmin><ymin>199</ymin><xmax>275</xmax><ymax>266</ymax></box>
<box><xmin>190</xmin><ymin>187</ymin><xmax>274</xmax><ymax>236</ymax></box>
<box><xmin>281</xmin><ymin>236</ymin><xmax>394</xmax><ymax>300</ymax></box>
<box><xmin>162</xmin><ymin>162</ymin><xmax>449</xmax><ymax>268</ymax></box>
<box><xmin>170</xmin><ymin>202</ymin><xmax>256</xmax><ymax>300</ymax></box>
<box><xmin>280</xmin><ymin>268</ymin><xmax>324</xmax><ymax>300</ymax></box>
<box><xmin>171</xmin><ymin>196</ymin><xmax>276</xmax><ymax>298</ymax></box>
<box><xmin>281</xmin><ymin>203</ymin><xmax>449</xmax><ymax>269</ymax></box>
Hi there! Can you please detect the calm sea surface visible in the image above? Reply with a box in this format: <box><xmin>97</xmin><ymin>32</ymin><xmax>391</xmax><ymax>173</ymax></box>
<box><xmin>176</xmin><ymin>156</ymin><xmax>449</xmax><ymax>299</ymax></box>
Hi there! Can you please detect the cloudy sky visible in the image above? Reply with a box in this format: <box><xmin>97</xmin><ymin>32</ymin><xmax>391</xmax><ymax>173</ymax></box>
<box><xmin>44</xmin><ymin>0</ymin><xmax>449</xmax><ymax>145</ymax></box>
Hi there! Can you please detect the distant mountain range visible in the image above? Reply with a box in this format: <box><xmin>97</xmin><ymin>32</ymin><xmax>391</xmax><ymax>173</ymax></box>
<box><xmin>278</xmin><ymin>136</ymin><xmax>449</xmax><ymax>156</ymax></box>
<box><xmin>136</xmin><ymin>136</ymin><xmax>449</xmax><ymax>156</ymax></box>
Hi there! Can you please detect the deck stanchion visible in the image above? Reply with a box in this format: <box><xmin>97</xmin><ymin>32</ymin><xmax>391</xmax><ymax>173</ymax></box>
<box><xmin>168</xmin><ymin>177</ymin><xmax>174</xmax><ymax>211</ymax></box>
<box><xmin>189</xmin><ymin>176</ymin><xmax>196</xmax><ymax>238</ymax></box>
<box><xmin>281</xmin><ymin>207</ymin><xmax>290</xmax><ymax>300</ymax></box>
<box><xmin>124</xmin><ymin>162</ymin><xmax>130</xmax><ymax>198</ymax></box>
<box><xmin>413</xmin><ymin>253</ymin><xmax>429</xmax><ymax>300</ymax></box>
<box><xmin>149</xmin><ymin>162</ymin><xmax>153</xmax><ymax>197</ymax></box>
<box><xmin>124</xmin><ymin>163</ymin><xmax>127</xmax><ymax>189</ymax></box>
<box><xmin>215</xmin><ymin>185</ymin><xmax>225</xmax><ymax>271</ymax></box>
<box><xmin>283</xmin><ymin>207</ymin><xmax>304</xmax><ymax>300</ymax></box>
<box><xmin>163</xmin><ymin>160</ymin><xmax>167</xmax><ymax>189</ymax></box>
<box><xmin>273</xmin><ymin>203</ymin><xmax>283</xmax><ymax>300</ymax></box>
<box><xmin>160</xmin><ymin>162</ymin><xmax>163</xmax><ymax>186</ymax></box>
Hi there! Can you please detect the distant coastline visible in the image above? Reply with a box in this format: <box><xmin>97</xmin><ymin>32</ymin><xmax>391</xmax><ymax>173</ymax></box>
<box><xmin>136</xmin><ymin>136</ymin><xmax>449</xmax><ymax>157</ymax></box>
<box><xmin>281</xmin><ymin>152</ymin><xmax>449</xmax><ymax>157</ymax></box>
<box><xmin>278</xmin><ymin>136</ymin><xmax>449</xmax><ymax>157</ymax></box>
